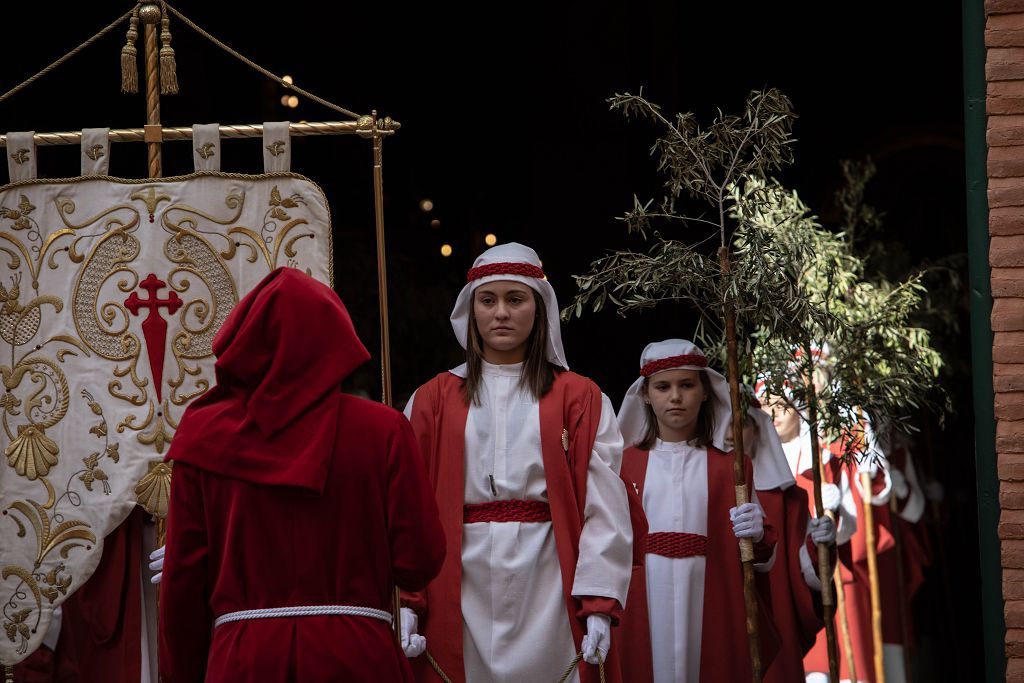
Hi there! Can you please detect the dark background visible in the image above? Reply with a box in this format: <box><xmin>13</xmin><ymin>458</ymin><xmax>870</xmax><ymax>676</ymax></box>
<box><xmin>1</xmin><ymin>1</ymin><xmax>978</xmax><ymax>677</ymax></box>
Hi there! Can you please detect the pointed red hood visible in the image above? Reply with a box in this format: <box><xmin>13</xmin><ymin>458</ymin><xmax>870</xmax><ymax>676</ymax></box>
<box><xmin>166</xmin><ymin>267</ymin><xmax>370</xmax><ymax>493</ymax></box>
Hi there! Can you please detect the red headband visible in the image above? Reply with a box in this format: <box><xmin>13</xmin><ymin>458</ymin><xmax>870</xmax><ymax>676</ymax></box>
<box><xmin>640</xmin><ymin>353</ymin><xmax>708</xmax><ymax>377</ymax></box>
<box><xmin>467</xmin><ymin>262</ymin><xmax>545</xmax><ymax>283</ymax></box>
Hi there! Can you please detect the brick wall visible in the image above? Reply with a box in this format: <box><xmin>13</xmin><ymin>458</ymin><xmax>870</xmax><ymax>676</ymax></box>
<box><xmin>989</xmin><ymin>2</ymin><xmax>1024</xmax><ymax>678</ymax></box>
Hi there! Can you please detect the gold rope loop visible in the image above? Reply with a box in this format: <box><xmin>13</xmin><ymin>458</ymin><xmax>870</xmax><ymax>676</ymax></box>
<box><xmin>424</xmin><ymin>651</ymin><xmax>453</xmax><ymax>683</ymax></box>
<box><xmin>0</xmin><ymin>5</ymin><xmax>137</xmax><ymax>104</ymax></box>
<box><xmin>556</xmin><ymin>651</ymin><xmax>606</xmax><ymax>683</ymax></box>
<box><xmin>422</xmin><ymin>649</ymin><xmax>604</xmax><ymax>683</ymax></box>
<box><xmin>161</xmin><ymin>1</ymin><xmax>360</xmax><ymax>120</ymax></box>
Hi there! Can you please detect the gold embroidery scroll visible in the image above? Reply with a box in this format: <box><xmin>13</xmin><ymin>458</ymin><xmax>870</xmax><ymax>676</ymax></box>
<box><xmin>0</xmin><ymin>172</ymin><xmax>333</xmax><ymax>665</ymax></box>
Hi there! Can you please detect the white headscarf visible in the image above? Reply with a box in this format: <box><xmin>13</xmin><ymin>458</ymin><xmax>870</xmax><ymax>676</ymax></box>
<box><xmin>750</xmin><ymin>378</ymin><xmax>811</xmax><ymax>491</ymax></box>
<box><xmin>616</xmin><ymin>339</ymin><xmax>731</xmax><ymax>450</ymax></box>
<box><xmin>449</xmin><ymin>242</ymin><xmax>568</xmax><ymax>377</ymax></box>
<box><xmin>745</xmin><ymin>403</ymin><xmax>798</xmax><ymax>491</ymax></box>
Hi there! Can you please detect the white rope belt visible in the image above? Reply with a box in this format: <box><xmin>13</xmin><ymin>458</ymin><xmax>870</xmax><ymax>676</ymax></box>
<box><xmin>213</xmin><ymin>605</ymin><xmax>393</xmax><ymax>629</ymax></box>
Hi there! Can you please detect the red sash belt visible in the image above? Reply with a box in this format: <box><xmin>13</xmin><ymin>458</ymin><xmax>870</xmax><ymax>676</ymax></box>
<box><xmin>647</xmin><ymin>531</ymin><xmax>708</xmax><ymax>558</ymax></box>
<box><xmin>463</xmin><ymin>500</ymin><xmax>552</xmax><ymax>524</ymax></box>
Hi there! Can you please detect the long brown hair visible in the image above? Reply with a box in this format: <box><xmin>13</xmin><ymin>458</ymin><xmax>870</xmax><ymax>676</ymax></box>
<box><xmin>464</xmin><ymin>287</ymin><xmax>555</xmax><ymax>405</ymax></box>
<box><xmin>637</xmin><ymin>370</ymin><xmax>715</xmax><ymax>450</ymax></box>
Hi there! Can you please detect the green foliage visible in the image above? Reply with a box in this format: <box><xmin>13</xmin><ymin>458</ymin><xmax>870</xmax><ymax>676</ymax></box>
<box><xmin>566</xmin><ymin>88</ymin><xmax>947</xmax><ymax>461</ymax></box>
<box><xmin>607</xmin><ymin>88</ymin><xmax>795</xmax><ymax>241</ymax></box>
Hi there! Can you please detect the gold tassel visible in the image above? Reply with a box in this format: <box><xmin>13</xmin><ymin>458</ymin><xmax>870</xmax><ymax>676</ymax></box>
<box><xmin>121</xmin><ymin>6</ymin><xmax>139</xmax><ymax>94</ymax></box>
<box><xmin>159</xmin><ymin>3</ymin><xmax>178</xmax><ymax>95</ymax></box>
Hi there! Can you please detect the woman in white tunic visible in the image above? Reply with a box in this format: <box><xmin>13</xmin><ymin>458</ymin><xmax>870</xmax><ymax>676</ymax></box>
<box><xmin>400</xmin><ymin>243</ymin><xmax>633</xmax><ymax>683</ymax></box>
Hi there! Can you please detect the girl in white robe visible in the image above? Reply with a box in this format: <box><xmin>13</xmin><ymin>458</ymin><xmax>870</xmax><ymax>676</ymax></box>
<box><xmin>617</xmin><ymin>339</ymin><xmax>777</xmax><ymax>683</ymax></box>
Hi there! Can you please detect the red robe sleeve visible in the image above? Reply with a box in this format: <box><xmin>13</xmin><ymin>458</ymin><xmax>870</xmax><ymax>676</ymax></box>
<box><xmin>388</xmin><ymin>414</ymin><xmax>446</xmax><ymax>591</ymax></box>
<box><xmin>159</xmin><ymin>462</ymin><xmax>213</xmax><ymax>683</ymax></box>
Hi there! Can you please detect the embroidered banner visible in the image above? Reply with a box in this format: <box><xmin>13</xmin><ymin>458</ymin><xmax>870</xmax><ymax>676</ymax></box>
<box><xmin>0</xmin><ymin>172</ymin><xmax>333</xmax><ymax>664</ymax></box>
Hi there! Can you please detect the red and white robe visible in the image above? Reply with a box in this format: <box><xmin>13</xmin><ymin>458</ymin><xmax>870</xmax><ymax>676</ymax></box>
<box><xmin>617</xmin><ymin>442</ymin><xmax>779</xmax><ymax>683</ymax></box>
<box><xmin>404</xmin><ymin>362</ymin><xmax>633</xmax><ymax>683</ymax></box>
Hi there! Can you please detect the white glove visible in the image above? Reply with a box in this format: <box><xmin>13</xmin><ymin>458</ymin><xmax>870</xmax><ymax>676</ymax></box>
<box><xmin>809</xmin><ymin>515</ymin><xmax>836</xmax><ymax>545</ymax></box>
<box><xmin>729</xmin><ymin>502</ymin><xmax>765</xmax><ymax>542</ymax></box>
<box><xmin>581</xmin><ymin>614</ymin><xmax>611</xmax><ymax>665</ymax></box>
<box><xmin>925</xmin><ymin>480</ymin><xmax>945</xmax><ymax>503</ymax></box>
<box><xmin>820</xmin><ymin>483</ymin><xmax>842</xmax><ymax>513</ymax></box>
<box><xmin>890</xmin><ymin>469</ymin><xmax>909</xmax><ymax>499</ymax></box>
<box><xmin>149</xmin><ymin>545</ymin><xmax>165</xmax><ymax>585</ymax></box>
<box><xmin>400</xmin><ymin>607</ymin><xmax>426</xmax><ymax>658</ymax></box>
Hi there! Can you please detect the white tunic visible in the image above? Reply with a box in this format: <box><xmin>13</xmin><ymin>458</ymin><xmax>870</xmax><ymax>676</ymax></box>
<box><xmin>643</xmin><ymin>440</ymin><xmax>773</xmax><ymax>683</ymax></box>
<box><xmin>643</xmin><ymin>440</ymin><xmax>709</xmax><ymax>683</ymax></box>
<box><xmin>408</xmin><ymin>361</ymin><xmax>632</xmax><ymax>683</ymax></box>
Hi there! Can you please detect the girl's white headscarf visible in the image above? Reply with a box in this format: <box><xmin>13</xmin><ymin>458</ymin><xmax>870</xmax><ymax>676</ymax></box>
<box><xmin>616</xmin><ymin>339</ymin><xmax>731</xmax><ymax>450</ymax></box>
<box><xmin>449</xmin><ymin>242</ymin><xmax>568</xmax><ymax>376</ymax></box>
<box><xmin>745</xmin><ymin>398</ymin><xmax>798</xmax><ymax>491</ymax></box>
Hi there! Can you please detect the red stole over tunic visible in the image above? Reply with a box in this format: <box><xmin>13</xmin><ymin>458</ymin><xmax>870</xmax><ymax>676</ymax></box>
<box><xmin>404</xmin><ymin>370</ymin><xmax>621</xmax><ymax>683</ymax></box>
<box><xmin>617</xmin><ymin>446</ymin><xmax>780</xmax><ymax>683</ymax></box>
<box><xmin>758</xmin><ymin>484</ymin><xmax>825</xmax><ymax>683</ymax></box>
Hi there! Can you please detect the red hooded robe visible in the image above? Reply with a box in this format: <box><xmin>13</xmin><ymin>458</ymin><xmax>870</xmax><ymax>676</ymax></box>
<box><xmin>158</xmin><ymin>267</ymin><xmax>446</xmax><ymax>683</ymax></box>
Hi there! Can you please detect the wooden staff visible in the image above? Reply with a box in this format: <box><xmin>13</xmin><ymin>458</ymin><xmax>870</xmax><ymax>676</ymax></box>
<box><xmin>847</xmin><ymin>409</ymin><xmax>885</xmax><ymax>683</ymax></box>
<box><xmin>834</xmin><ymin>555</ymin><xmax>858</xmax><ymax>681</ymax></box>
<box><xmin>805</xmin><ymin>375</ymin><xmax>840</xmax><ymax>683</ymax></box>
<box><xmin>718</xmin><ymin>247</ymin><xmax>762</xmax><ymax>682</ymax></box>
<box><xmin>859</xmin><ymin>469</ymin><xmax>886</xmax><ymax>683</ymax></box>
<box><xmin>817</xmin><ymin>448</ymin><xmax>856</xmax><ymax>681</ymax></box>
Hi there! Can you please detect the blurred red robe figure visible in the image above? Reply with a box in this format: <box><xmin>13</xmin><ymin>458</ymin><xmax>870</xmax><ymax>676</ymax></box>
<box><xmin>744</xmin><ymin>406</ymin><xmax>831</xmax><ymax>683</ymax></box>
<box><xmin>875</xmin><ymin>440</ymin><xmax>932</xmax><ymax>683</ymax></box>
<box><xmin>158</xmin><ymin>267</ymin><xmax>446</xmax><ymax>682</ymax></box>
<box><xmin>793</xmin><ymin>426</ymin><xmax>893</xmax><ymax>683</ymax></box>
